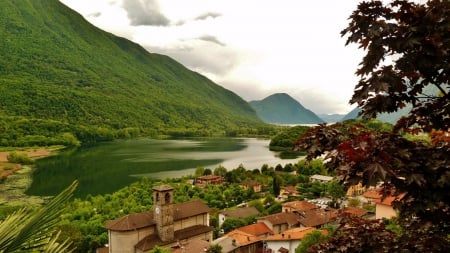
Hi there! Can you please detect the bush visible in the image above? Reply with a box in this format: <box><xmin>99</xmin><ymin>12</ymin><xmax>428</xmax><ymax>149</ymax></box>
<box><xmin>6</xmin><ymin>151</ymin><xmax>34</xmax><ymax>165</ymax></box>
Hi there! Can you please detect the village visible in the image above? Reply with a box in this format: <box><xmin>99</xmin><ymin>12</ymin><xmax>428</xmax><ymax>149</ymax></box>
<box><xmin>98</xmin><ymin>170</ymin><xmax>400</xmax><ymax>253</ymax></box>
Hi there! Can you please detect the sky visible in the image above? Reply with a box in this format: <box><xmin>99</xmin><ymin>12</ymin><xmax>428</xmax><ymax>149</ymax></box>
<box><xmin>60</xmin><ymin>0</ymin><xmax>365</xmax><ymax>115</ymax></box>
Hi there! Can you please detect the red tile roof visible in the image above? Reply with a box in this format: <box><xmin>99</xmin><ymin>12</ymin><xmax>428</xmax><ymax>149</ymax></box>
<box><xmin>375</xmin><ymin>193</ymin><xmax>405</xmax><ymax>206</ymax></box>
<box><xmin>281</xmin><ymin>185</ymin><xmax>299</xmax><ymax>194</ymax></box>
<box><xmin>106</xmin><ymin>199</ymin><xmax>210</xmax><ymax>231</ymax></box>
<box><xmin>173</xmin><ymin>199</ymin><xmax>211</xmax><ymax>220</ymax></box>
<box><xmin>197</xmin><ymin>175</ymin><xmax>223</xmax><ymax>180</ymax></box>
<box><xmin>234</xmin><ymin>223</ymin><xmax>273</xmax><ymax>237</ymax></box>
<box><xmin>363</xmin><ymin>189</ymin><xmax>382</xmax><ymax>199</ymax></box>
<box><xmin>298</xmin><ymin>209</ymin><xmax>337</xmax><ymax>227</ymax></box>
<box><xmin>282</xmin><ymin>201</ymin><xmax>319</xmax><ymax>212</ymax></box>
<box><xmin>105</xmin><ymin>211</ymin><xmax>154</xmax><ymax>231</ymax></box>
<box><xmin>135</xmin><ymin>225</ymin><xmax>213</xmax><ymax>251</ymax></box>
<box><xmin>258</xmin><ymin>212</ymin><xmax>300</xmax><ymax>226</ymax></box>
<box><xmin>226</xmin><ymin>230</ymin><xmax>260</xmax><ymax>246</ymax></box>
<box><xmin>363</xmin><ymin>188</ymin><xmax>405</xmax><ymax>206</ymax></box>
<box><xmin>342</xmin><ymin>207</ymin><xmax>368</xmax><ymax>217</ymax></box>
<box><xmin>264</xmin><ymin>227</ymin><xmax>316</xmax><ymax>241</ymax></box>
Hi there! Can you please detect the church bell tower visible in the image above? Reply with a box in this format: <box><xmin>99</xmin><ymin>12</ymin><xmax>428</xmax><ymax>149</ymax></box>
<box><xmin>152</xmin><ymin>185</ymin><xmax>174</xmax><ymax>242</ymax></box>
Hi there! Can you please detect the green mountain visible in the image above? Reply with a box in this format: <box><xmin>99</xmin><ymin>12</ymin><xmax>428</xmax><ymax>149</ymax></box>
<box><xmin>0</xmin><ymin>0</ymin><xmax>264</xmax><ymax>145</ymax></box>
<box><xmin>249</xmin><ymin>93</ymin><xmax>324</xmax><ymax>124</ymax></box>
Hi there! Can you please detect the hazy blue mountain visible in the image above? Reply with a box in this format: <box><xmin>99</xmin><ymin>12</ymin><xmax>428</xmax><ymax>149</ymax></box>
<box><xmin>319</xmin><ymin>114</ymin><xmax>346</xmax><ymax>123</ymax></box>
<box><xmin>249</xmin><ymin>93</ymin><xmax>325</xmax><ymax>124</ymax></box>
<box><xmin>341</xmin><ymin>107</ymin><xmax>362</xmax><ymax>121</ymax></box>
<box><xmin>341</xmin><ymin>84</ymin><xmax>442</xmax><ymax>124</ymax></box>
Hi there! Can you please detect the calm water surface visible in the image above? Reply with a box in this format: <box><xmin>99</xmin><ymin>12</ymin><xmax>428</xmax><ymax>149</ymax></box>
<box><xmin>27</xmin><ymin>138</ymin><xmax>302</xmax><ymax>198</ymax></box>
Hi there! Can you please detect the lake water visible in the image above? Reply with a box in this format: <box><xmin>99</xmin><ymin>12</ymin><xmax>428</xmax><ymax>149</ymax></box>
<box><xmin>26</xmin><ymin>138</ymin><xmax>302</xmax><ymax>198</ymax></box>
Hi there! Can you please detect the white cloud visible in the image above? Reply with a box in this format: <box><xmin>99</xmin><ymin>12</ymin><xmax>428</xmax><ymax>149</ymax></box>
<box><xmin>60</xmin><ymin>0</ymin><xmax>364</xmax><ymax>114</ymax></box>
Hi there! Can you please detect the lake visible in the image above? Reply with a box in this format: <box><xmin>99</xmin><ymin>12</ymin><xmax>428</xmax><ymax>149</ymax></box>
<box><xmin>26</xmin><ymin>138</ymin><xmax>302</xmax><ymax>198</ymax></box>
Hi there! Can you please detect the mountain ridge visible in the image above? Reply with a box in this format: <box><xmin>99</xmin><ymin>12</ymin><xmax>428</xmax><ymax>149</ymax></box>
<box><xmin>0</xmin><ymin>0</ymin><xmax>265</xmax><ymax>145</ymax></box>
<box><xmin>249</xmin><ymin>93</ymin><xmax>324</xmax><ymax>124</ymax></box>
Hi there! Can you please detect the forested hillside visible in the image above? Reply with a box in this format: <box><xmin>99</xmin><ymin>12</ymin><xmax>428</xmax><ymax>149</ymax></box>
<box><xmin>0</xmin><ymin>0</ymin><xmax>265</xmax><ymax>146</ymax></box>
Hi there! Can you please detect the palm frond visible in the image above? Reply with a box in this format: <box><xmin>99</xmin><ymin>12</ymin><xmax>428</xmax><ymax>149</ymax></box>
<box><xmin>44</xmin><ymin>231</ymin><xmax>74</xmax><ymax>253</ymax></box>
<box><xmin>0</xmin><ymin>180</ymin><xmax>77</xmax><ymax>252</ymax></box>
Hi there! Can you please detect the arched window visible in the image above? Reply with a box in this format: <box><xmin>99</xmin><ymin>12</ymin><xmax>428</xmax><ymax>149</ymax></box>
<box><xmin>165</xmin><ymin>192</ymin><xmax>171</xmax><ymax>204</ymax></box>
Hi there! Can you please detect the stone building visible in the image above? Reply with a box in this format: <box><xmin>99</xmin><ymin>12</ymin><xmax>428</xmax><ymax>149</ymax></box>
<box><xmin>104</xmin><ymin>185</ymin><xmax>213</xmax><ymax>253</ymax></box>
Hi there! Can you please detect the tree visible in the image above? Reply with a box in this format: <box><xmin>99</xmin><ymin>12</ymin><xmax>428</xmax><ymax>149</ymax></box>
<box><xmin>195</xmin><ymin>167</ymin><xmax>205</xmax><ymax>177</ymax></box>
<box><xmin>0</xmin><ymin>181</ymin><xmax>77</xmax><ymax>252</ymax></box>
<box><xmin>327</xmin><ymin>181</ymin><xmax>346</xmax><ymax>202</ymax></box>
<box><xmin>207</xmin><ymin>243</ymin><xmax>223</xmax><ymax>253</ymax></box>
<box><xmin>149</xmin><ymin>246</ymin><xmax>171</xmax><ymax>253</ymax></box>
<box><xmin>295</xmin><ymin>230</ymin><xmax>328</xmax><ymax>253</ymax></box>
<box><xmin>203</xmin><ymin>168</ymin><xmax>213</xmax><ymax>175</ymax></box>
<box><xmin>213</xmin><ymin>165</ymin><xmax>227</xmax><ymax>177</ymax></box>
<box><xmin>220</xmin><ymin>218</ymin><xmax>247</xmax><ymax>233</ymax></box>
<box><xmin>294</xmin><ymin>0</ymin><xmax>450</xmax><ymax>251</ymax></box>
<box><xmin>272</xmin><ymin>175</ymin><xmax>281</xmax><ymax>196</ymax></box>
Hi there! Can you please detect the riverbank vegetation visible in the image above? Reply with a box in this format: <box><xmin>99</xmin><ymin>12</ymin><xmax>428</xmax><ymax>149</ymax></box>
<box><xmin>0</xmin><ymin>115</ymin><xmax>282</xmax><ymax>147</ymax></box>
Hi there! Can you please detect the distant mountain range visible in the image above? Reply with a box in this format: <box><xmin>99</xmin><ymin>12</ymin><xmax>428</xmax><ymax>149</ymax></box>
<box><xmin>341</xmin><ymin>106</ymin><xmax>412</xmax><ymax>124</ymax></box>
<box><xmin>249</xmin><ymin>93</ymin><xmax>325</xmax><ymax>124</ymax></box>
<box><xmin>341</xmin><ymin>84</ymin><xmax>442</xmax><ymax>124</ymax></box>
<box><xmin>318</xmin><ymin>114</ymin><xmax>346</xmax><ymax>123</ymax></box>
<box><xmin>0</xmin><ymin>0</ymin><xmax>264</xmax><ymax>143</ymax></box>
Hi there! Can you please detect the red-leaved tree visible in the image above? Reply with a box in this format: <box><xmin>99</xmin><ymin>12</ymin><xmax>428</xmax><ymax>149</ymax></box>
<box><xmin>294</xmin><ymin>0</ymin><xmax>449</xmax><ymax>252</ymax></box>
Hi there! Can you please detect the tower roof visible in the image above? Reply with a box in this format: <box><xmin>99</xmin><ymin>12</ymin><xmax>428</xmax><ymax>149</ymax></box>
<box><xmin>152</xmin><ymin>185</ymin><xmax>174</xmax><ymax>191</ymax></box>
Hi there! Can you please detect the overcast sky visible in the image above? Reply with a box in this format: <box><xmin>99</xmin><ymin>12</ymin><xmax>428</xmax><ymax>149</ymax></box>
<box><xmin>60</xmin><ymin>0</ymin><xmax>364</xmax><ymax>115</ymax></box>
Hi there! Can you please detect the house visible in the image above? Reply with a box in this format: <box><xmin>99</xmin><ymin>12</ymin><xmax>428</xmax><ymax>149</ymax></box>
<box><xmin>282</xmin><ymin>200</ymin><xmax>319</xmax><ymax>213</ymax></box>
<box><xmin>196</xmin><ymin>175</ymin><xmax>224</xmax><ymax>185</ymax></box>
<box><xmin>375</xmin><ymin>194</ymin><xmax>404</xmax><ymax>220</ymax></box>
<box><xmin>363</xmin><ymin>189</ymin><xmax>381</xmax><ymax>205</ymax></box>
<box><xmin>309</xmin><ymin>174</ymin><xmax>333</xmax><ymax>183</ymax></box>
<box><xmin>362</xmin><ymin>188</ymin><xmax>404</xmax><ymax>219</ymax></box>
<box><xmin>256</xmin><ymin>212</ymin><xmax>301</xmax><ymax>234</ymax></box>
<box><xmin>104</xmin><ymin>185</ymin><xmax>213</xmax><ymax>253</ymax></box>
<box><xmin>279</xmin><ymin>186</ymin><xmax>300</xmax><ymax>199</ymax></box>
<box><xmin>218</xmin><ymin>207</ymin><xmax>260</xmax><ymax>227</ymax></box>
<box><xmin>236</xmin><ymin>223</ymin><xmax>274</xmax><ymax>238</ymax></box>
<box><xmin>263</xmin><ymin>227</ymin><xmax>320</xmax><ymax>253</ymax></box>
<box><xmin>214</xmin><ymin>228</ymin><xmax>265</xmax><ymax>253</ymax></box>
<box><xmin>240</xmin><ymin>181</ymin><xmax>262</xmax><ymax>193</ymax></box>
<box><xmin>297</xmin><ymin>208</ymin><xmax>338</xmax><ymax>228</ymax></box>
<box><xmin>342</xmin><ymin>207</ymin><xmax>368</xmax><ymax>218</ymax></box>
<box><xmin>214</xmin><ymin>223</ymin><xmax>273</xmax><ymax>253</ymax></box>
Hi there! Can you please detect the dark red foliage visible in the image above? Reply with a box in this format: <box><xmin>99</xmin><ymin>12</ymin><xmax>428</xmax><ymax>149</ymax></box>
<box><xmin>294</xmin><ymin>0</ymin><xmax>450</xmax><ymax>251</ymax></box>
<box><xmin>341</xmin><ymin>0</ymin><xmax>450</xmax><ymax>133</ymax></box>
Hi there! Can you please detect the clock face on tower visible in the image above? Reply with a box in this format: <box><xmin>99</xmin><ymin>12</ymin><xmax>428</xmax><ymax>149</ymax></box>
<box><xmin>155</xmin><ymin>207</ymin><xmax>160</xmax><ymax>214</ymax></box>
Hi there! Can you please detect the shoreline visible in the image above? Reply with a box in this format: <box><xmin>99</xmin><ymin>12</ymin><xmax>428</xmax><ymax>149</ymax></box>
<box><xmin>0</xmin><ymin>147</ymin><xmax>62</xmax><ymax>207</ymax></box>
<box><xmin>0</xmin><ymin>147</ymin><xmax>60</xmax><ymax>179</ymax></box>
